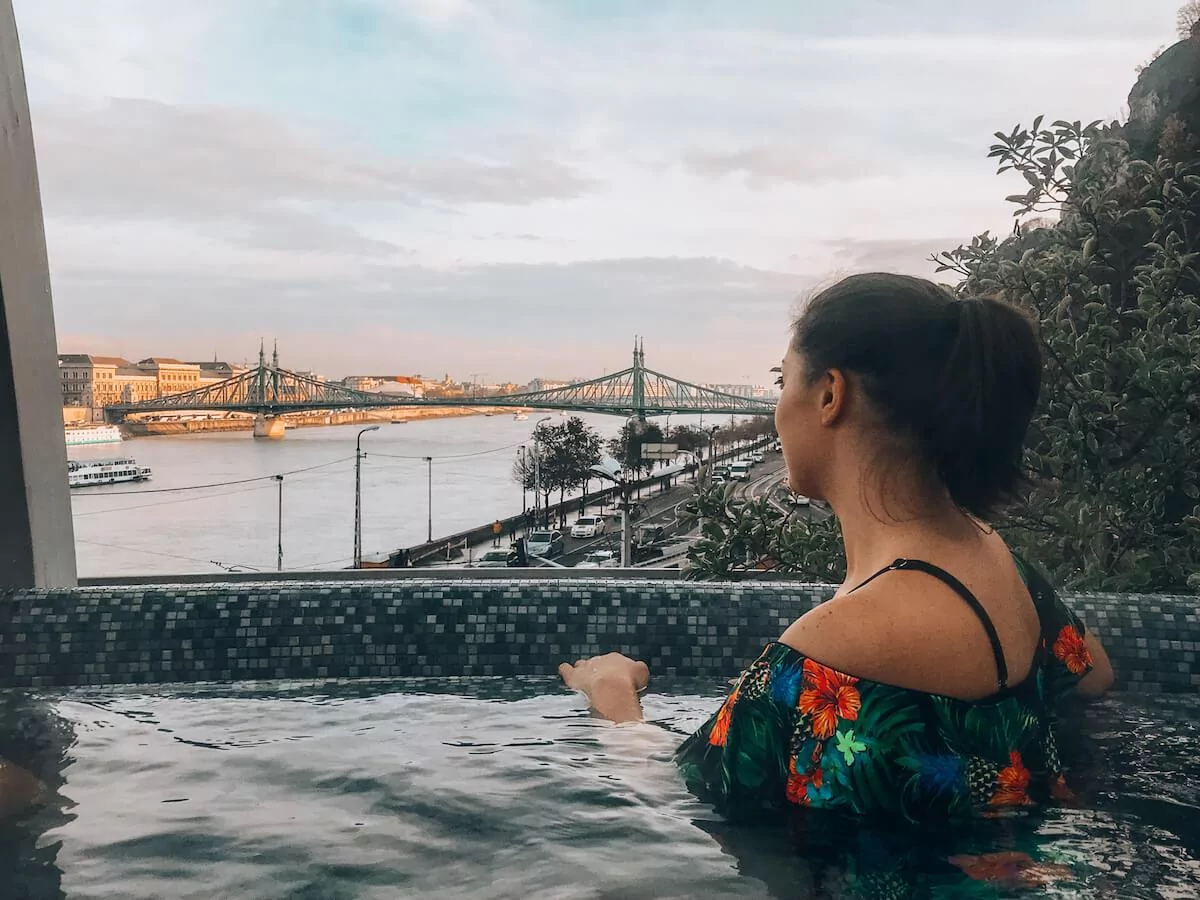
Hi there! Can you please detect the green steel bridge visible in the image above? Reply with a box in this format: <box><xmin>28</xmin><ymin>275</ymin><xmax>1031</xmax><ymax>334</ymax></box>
<box><xmin>105</xmin><ymin>340</ymin><xmax>776</xmax><ymax>421</ymax></box>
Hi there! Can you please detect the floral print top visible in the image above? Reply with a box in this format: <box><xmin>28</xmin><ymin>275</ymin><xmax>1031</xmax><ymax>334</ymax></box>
<box><xmin>675</xmin><ymin>555</ymin><xmax>1094</xmax><ymax>824</ymax></box>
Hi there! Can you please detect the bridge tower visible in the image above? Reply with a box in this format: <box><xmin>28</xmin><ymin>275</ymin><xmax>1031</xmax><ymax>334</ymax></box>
<box><xmin>631</xmin><ymin>337</ymin><xmax>646</xmax><ymax>422</ymax></box>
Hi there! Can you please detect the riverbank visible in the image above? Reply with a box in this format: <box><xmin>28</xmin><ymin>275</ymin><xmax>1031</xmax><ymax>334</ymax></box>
<box><xmin>121</xmin><ymin>406</ymin><xmax>499</xmax><ymax>437</ymax></box>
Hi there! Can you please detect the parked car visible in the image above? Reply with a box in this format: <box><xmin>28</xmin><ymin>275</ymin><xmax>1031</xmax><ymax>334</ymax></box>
<box><xmin>610</xmin><ymin>503</ymin><xmax>646</xmax><ymax>524</ymax></box>
<box><xmin>635</xmin><ymin>524</ymin><xmax>665</xmax><ymax>546</ymax></box>
<box><xmin>570</xmin><ymin>516</ymin><xmax>607</xmax><ymax>539</ymax></box>
<box><xmin>526</xmin><ymin>530</ymin><xmax>565</xmax><ymax>558</ymax></box>
<box><xmin>475</xmin><ymin>549</ymin><xmax>512</xmax><ymax>567</ymax></box>
<box><xmin>576</xmin><ymin>549</ymin><xmax>620</xmax><ymax>568</ymax></box>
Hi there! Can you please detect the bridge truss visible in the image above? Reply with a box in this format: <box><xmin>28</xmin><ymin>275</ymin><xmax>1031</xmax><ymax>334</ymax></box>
<box><xmin>105</xmin><ymin>341</ymin><xmax>776</xmax><ymax>421</ymax></box>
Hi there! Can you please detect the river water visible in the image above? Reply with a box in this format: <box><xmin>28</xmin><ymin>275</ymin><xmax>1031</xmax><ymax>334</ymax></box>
<box><xmin>68</xmin><ymin>413</ymin><xmax>715</xmax><ymax>579</ymax></box>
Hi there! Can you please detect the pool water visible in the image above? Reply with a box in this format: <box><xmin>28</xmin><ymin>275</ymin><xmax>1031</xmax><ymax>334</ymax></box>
<box><xmin>3</xmin><ymin>681</ymin><xmax>1199</xmax><ymax>899</ymax></box>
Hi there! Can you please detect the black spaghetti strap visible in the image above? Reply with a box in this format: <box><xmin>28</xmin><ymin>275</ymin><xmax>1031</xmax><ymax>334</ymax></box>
<box><xmin>848</xmin><ymin>557</ymin><xmax>1009</xmax><ymax>692</ymax></box>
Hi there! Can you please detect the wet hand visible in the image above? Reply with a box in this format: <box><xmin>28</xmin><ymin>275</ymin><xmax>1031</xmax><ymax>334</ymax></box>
<box><xmin>559</xmin><ymin>654</ymin><xmax>650</xmax><ymax>722</ymax></box>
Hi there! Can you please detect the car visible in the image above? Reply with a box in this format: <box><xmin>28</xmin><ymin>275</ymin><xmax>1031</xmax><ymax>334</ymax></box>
<box><xmin>635</xmin><ymin>523</ymin><xmax>665</xmax><ymax>546</ymax></box>
<box><xmin>713</xmin><ymin>465</ymin><xmax>731</xmax><ymax>478</ymax></box>
<box><xmin>475</xmin><ymin>549</ymin><xmax>512</xmax><ymax>567</ymax></box>
<box><xmin>610</xmin><ymin>503</ymin><xmax>646</xmax><ymax>524</ymax></box>
<box><xmin>771</xmin><ymin>441</ymin><xmax>782</xmax><ymax>452</ymax></box>
<box><xmin>729</xmin><ymin>461</ymin><xmax>752</xmax><ymax>480</ymax></box>
<box><xmin>576</xmin><ymin>549</ymin><xmax>620</xmax><ymax>568</ymax></box>
<box><xmin>751</xmin><ymin>451</ymin><xmax>765</xmax><ymax>463</ymax></box>
<box><xmin>788</xmin><ymin>493</ymin><xmax>811</xmax><ymax>506</ymax></box>
<box><xmin>526</xmin><ymin>530</ymin><xmax>565</xmax><ymax>558</ymax></box>
<box><xmin>570</xmin><ymin>516</ymin><xmax>607</xmax><ymax>538</ymax></box>
<box><xmin>711</xmin><ymin>475</ymin><xmax>728</xmax><ymax>488</ymax></box>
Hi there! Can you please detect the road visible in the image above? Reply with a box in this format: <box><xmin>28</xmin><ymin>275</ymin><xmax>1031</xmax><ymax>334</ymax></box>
<box><xmin>440</xmin><ymin>444</ymin><xmax>831</xmax><ymax>570</ymax></box>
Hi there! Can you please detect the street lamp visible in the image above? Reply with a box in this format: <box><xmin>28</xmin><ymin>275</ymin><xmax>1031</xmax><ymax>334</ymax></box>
<box><xmin>590</xmin><ymin>462</ymin><xmax>632</xmax><ymax>567</ymax></box>
<box><xmin>518</xmin><ymin>445</ymin><xmax>528</xmax><ymax>515</ymax></box>
<box><xmin>423</xmin><ymin>456</ymin><xmax>433</xmax><ymax>543</ymax></box>
<box><xmin>274</xmin><ymin>474</ymin><xmax>284</xmax><ymax>572</ymax></box>
<box><xmin>353</xmin><ymin>425</ymin><xmax>379</xmax><ymax>568</ymax></box>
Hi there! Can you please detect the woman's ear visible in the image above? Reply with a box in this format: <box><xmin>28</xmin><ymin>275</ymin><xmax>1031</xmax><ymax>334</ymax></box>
<box><xmin>819</xmin><ymin>368</ymin><xmax>849</xmax><ymax>426</ymax></box>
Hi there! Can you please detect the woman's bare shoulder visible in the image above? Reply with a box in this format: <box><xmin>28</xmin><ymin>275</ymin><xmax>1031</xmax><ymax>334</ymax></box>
<box><xmin>778</xmin><ymin>565</ymin><xmax>1033</xmax><ymax>700</ymax></box>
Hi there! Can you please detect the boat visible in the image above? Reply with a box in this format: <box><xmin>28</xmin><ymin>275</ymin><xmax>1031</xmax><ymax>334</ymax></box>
<box><xmin>64</xmin><ymin>424</ymin><xmax>123</xmax><ymax>446</ymax></box>
<box><xmin>513</xmin><ymin>412</ymin><xmax>529</xmax><ymax>421</ymax></box>
<box><xmin>67</xmin><ymin>458</ymin><xmax>152</xmax><ymax>488</ymax></box>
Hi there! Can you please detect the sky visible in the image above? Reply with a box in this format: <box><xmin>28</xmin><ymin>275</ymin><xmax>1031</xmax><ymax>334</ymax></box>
<box><xmin>14</xmin><ymin>0</ymin><xmax>1185</xmax><ymax>383</ymax></box>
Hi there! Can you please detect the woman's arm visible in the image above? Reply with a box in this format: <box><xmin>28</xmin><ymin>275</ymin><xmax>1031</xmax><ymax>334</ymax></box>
<box><xmin>558</xmin><ymin>653</ymin><xmax>649</xmax><ymax>724</ymax></box>
<box><xmin>0</xmin><ymin>757</ymin><xmax>45</xmax><ymax>820</ymax></box>
<box><xmin>1077</xmin><ymin>631</ymin><xmax>1115</xmax><ymax>699</ymax></box>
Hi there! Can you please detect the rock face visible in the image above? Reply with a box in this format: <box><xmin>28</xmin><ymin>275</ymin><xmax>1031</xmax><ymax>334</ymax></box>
<box><xmin>1126</xmin><ymin>35</ymin><xmax>1200</xmax><ymax>158</ymax></box>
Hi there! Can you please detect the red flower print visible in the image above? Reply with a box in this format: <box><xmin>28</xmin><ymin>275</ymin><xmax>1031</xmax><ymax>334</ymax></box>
<box><xmin>797</xmin><ymin>659</ymin><xmax>861</xmax><ymax>739</ymax></box>
<box><xmin>708</xmin><ymin>687</ymin><xmax>740</xmax><ymax>747</ymax></box>
<box><xmin>1052</xmin><ymin>626</ymin><xmax>1093</xmax><ymax>675</ymax></box>
<box><xmin>786</xmin><ymin>762</ymin><xmax>824</xmax><ymax>806</ymax></box>
<box><xmin>990</xmin><ymin>751</ymin><xmax>1032</xmax><ymax>807</ymax></box>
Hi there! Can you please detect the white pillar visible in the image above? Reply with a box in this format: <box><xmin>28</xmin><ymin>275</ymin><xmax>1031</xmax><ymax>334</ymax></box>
<box><xmin>0</xmin><ymin>2</ymin><xmax>77</xmax><ymax>587</ymax></box>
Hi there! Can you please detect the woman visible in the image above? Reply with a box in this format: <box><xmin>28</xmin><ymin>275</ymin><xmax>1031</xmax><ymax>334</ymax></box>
<box><xmin>561</xmin><ymin>273</ymin><xmax>1112</xmax><ymax>823</ymax></box>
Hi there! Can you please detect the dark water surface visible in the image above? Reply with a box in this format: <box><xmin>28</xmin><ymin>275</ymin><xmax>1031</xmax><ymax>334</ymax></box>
<box><xmin>2</xmin><ymin>682</ymin><xmax>1199</xmax><ymax>899</ymax></box>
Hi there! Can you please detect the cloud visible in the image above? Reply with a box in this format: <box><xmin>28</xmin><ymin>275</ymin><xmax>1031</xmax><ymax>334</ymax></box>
<box><xmin>34</xmin><ymin>98</ymin><xmax>598</xmax><ymax>222</ymax></box>
<box><xmin>820</xmin><ymin>237</ymin><xmax>975</xmax><ymax>277</ymax></box>
<box><xmin>51</xmin><ymin>256</ymin><xmax>807</xmax><ymax>381</ymax></box>
<box><xmin>682</xmin><ymin>145</ymin><xmax>881</xmax><ymax>187</ymax></box>
<box><xmin>14</xmin><ymin>0</ymin><xmax>1187</xmax><ymax>382</ymax></box>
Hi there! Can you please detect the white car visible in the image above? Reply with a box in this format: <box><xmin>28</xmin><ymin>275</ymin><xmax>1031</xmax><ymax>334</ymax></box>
<box><xmin>576</xmin><ymin>550</ymin><xmax>620</xmax><ymax>568</ymax></box>
<box><xmin>751</xmin><ymin>451</ymin><xmax>765</xmax><ymax>463</ymax></box>
<box><xmin>570</xmin><ymin>516</ymin><xmax>607</xmax><ymax>539</ymax></box>
<box><xmin>475</xmin><ymin>549</ymin><xmax>511</xmax><ymax>567</ymax></box>
<box><xmin>789</xmin><ymin>493</ymin><xmax>811</xmax><ymax>506</ymax></box>
<box><xmin>729</xmin><ymin>461</ymin><xmax>752</xmax><ymax>480</ymax></box>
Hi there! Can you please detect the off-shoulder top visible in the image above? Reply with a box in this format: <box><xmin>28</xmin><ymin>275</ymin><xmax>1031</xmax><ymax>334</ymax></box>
<box><xmin>675</xmin><ymin>554</ymin><xmax>1094</xmax><ymax>823</ymax></box>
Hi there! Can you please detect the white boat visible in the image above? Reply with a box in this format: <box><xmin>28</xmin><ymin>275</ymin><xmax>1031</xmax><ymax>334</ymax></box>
<box><xmin>64</xmin><ymin>424</ymin><xmax>123</xmax><ymax>446</ymax></box>
<box><xmin>513</xmin><ymin>412</ymin><xmax>529</xmax><ymax>421</ymax></box>
<box><xmin>68</xmin><ymin>458</ymin><xmax>152</xmax><ymax>488</ymax></box>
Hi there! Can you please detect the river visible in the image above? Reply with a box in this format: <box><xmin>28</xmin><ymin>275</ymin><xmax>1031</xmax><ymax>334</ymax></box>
<box><xmin>67</xmin><ymin>413</ymin><xmax>718</xmax><ymax>578</ymax></box>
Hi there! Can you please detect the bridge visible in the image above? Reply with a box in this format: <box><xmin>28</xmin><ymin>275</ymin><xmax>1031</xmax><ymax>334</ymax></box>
<box><xmin>105</xmin><ymin>340</ymin><xmax>776</xmax><ymax>425</ymax></box>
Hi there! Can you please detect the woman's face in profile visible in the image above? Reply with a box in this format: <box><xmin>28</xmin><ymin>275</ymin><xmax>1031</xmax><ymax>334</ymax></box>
<box><xmin>775</xmin><ymin>346</ymin><xmax>820</xmax><ymax>497</ymax></box>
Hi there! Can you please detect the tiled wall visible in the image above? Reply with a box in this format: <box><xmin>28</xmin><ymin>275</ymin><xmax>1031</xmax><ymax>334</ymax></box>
<box><xmin>0</xmin><ymin>579</ymin><xmax>1195</xmax><ymax>691</ymax></box>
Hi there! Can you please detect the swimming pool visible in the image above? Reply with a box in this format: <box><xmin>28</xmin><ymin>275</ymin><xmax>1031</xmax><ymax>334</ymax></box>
<box><xmin>4</xmin><ymin>680</ymin><xmax>1199</xmax><ymax>899</ymax></box>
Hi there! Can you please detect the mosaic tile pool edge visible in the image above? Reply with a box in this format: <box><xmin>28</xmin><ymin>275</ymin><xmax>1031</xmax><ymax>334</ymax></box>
<box><xmin>0</xmin><ymin>580</ymin><xmax>1195</xmax><ymax>692</ymax></box>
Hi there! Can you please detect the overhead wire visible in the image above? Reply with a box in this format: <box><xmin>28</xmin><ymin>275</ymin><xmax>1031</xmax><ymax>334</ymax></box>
<box><xmin>76</xmin><ymin>538</ymin><xmax>263</xmax><ymax>572</ymax></box>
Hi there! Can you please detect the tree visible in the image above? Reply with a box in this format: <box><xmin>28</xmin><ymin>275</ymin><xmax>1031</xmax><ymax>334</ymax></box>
<box><xmin>687</xmin><ymin>113</ymin><xmax>1200</xmax><ymax>592</ymax></box>
<box><xmin>511</xmin><ymin>417</ymin><xmax>603</xmax><ymax>526</ymax></box>
<box><xmin>930</xmin><ymin>116</ymin><xmax>1200</xmax><ymax>591</ymax></box>
<box><xmin>681</xmin><ymin>482</ymin><xmax>845</xmax><ymax>582</ymax></box>
<box><xmin>1179</xmin><ymin>1</ymin><xmax>1200</xmax><ymax>39</ymax></box>
<box><xmin>608</xmin><ymin>420</ymin><xmax>664</xmax><ymax>480</ymax></box>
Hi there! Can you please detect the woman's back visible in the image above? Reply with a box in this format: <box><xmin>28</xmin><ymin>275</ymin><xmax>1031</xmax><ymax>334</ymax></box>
<box><xmin>675</xmin><ymin>553</ymin><xmax>1097</xmax><ymax>821</ymax></box>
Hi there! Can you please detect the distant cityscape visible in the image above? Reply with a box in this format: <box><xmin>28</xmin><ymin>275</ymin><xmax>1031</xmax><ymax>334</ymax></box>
<box><xmin>58</xmin><ymin>352</ymin><xmax>777</xmax><ymax>420</ymax></box>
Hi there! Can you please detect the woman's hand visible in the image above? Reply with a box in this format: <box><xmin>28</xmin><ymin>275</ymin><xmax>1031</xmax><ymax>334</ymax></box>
<box><xmin>559</xmin><ymin>653</ymin><xmax>650</xmax><ymax>723</ymax></box>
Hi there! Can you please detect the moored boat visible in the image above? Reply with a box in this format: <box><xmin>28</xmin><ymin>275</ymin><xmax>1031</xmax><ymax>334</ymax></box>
<box><xmin>67</xmin><ymin>458</ymin><xmax>152</xmax><ymax>488</ymax></box>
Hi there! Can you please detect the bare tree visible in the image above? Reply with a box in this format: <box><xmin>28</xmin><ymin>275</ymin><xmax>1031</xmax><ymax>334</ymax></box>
<box><xmin>1179</xmin><ymin>1</ymin><xmax>1200</xmax><ymax>38</ymax></box>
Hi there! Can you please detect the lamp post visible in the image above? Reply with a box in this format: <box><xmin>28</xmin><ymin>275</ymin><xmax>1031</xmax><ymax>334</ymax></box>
<box><xmin>519</xmin><ymin>445</ymin><xmax>528</xmax><ymax>515</ymax></box>
<box><xmin>274</xmin><ymin>474</ymin><xmax>284</xmax><ymax>572</ymax></box>
<box><xmin>353</xmin><ymin>425</ymin><xmax>379</xmax><ymax>568</ymax></box>
<box><xmin>423</xmin><ymin>456</ymin><xmax>433</xmax><ymax>543</ymax></box>
<box><xmin>590</xmin><ymin>463</ymin><xmax>631</xmax><ymax>567</ymax></box>
<box><xmin>532</xmin><ymin>416</ymin><xmax>551</xmax><ymax>527</ymax></box>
